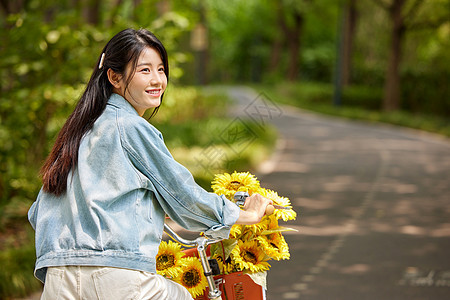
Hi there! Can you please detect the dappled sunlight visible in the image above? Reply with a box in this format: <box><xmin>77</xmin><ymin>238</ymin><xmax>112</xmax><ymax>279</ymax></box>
<box><xmin>410</xmin><ymin>243</ymin><xmax>441</xmax><ymax>256</ymax></box>
<box><xmin>274</xmin><ymin>161</ymin><xmax>311</xmax><ymax>173</ymax></box>
<box><xmin>294</xmin><ymin>197</ymin><xmax>336</xmax><ymax>210</ymax></box>
<box><xmin>339</xmin><ymin>264</ymin><xmax>371</xmax><ymax>275</ymax></box>
<box><xmin>312</xmin><ymin>139</ymin><xmax>433</xmax><ymax>152</ymax></box>
<box><xmin>400</xmin><ymin>225</ymin><xmax>427</xmax><ymax>235</ymax></box>
<box><xmin>430</xmin><ymin>224</ymin><xmax>450</xmax><ymax>237</ymax></box>
<box><xmin>284</xmin><ymin>225</ymin><xmax>347</xmax><ymax>236</ymax></box>
<box><xmin>391</xmin><ymin>199</ymin><xmax>419</xmax><ymax>215</ymax></box>
<box><xmin>379</xmin><ymin>182</ymin><xmax>418</xmax><ymax>194</ymax></box>
<box><xmin>310</xmin><ymin>127</ymin><xmax>332</xmax><ymax>137</ymax></box>
<box><xmin>317</xmin><ymin>175</ymin><xmax>373</xmax><ymax>193</ymax></box>
<box><xmin>322</xmin><ymin>175</ymin><xmax>354</xmax><ymax>192</ymax></box>
<box><xmin>363</xmin><ymin>220</ymin><xmax>450</xmax><ymax>238</ymax></box>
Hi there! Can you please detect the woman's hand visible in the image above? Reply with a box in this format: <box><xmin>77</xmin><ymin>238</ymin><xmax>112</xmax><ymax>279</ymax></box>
<box><xmin>235</xmin><ymin>193</ymin><xmax>273</xmax><ymax>225</ymax></box>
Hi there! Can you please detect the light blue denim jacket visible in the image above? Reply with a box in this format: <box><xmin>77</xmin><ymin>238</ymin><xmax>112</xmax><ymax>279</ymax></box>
<box><xmin>28</xmin><ymin>93</ymin><xmax>240</xmax><ymax>283</ymax></box>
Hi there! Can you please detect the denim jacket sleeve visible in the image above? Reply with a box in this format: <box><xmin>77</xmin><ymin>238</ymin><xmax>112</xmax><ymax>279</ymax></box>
<box><xmin>117</xmin><ymin>112</ymin><xmax>240</xmax><ymax>239</ymax></box>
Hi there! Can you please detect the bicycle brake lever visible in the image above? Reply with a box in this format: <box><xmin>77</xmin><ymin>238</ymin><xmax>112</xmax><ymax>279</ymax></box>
<box><xmin>234</xmin><ymin>191</ymin><xmax>249</xmax><ymax>207</ymax></box>
<box><xmin>234</xmin><ymin>191</ymin><xmax>291</xmax><ymax>210</ymax></box>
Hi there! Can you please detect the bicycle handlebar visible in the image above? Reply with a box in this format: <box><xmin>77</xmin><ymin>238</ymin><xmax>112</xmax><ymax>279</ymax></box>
<box><xmin>163</xmin><ymin>223</ymin><xmax>223</xmax><ymax>300</ymax></box>
<box><xmin>163</xmin><ymin>223</ymin><xmax>222</xmax><ymax>248</ymax></box>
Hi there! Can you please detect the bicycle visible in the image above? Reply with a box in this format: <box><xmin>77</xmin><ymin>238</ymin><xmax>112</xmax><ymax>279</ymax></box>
<box><xmin>164</xmin><ymin>223</ymin><xmax>266</xmax><ymax>300</ymax></box>
<box><xmin>163</xmin><ymin>192</ymin><xmax>276</xmax><ymax>300</ymax></box>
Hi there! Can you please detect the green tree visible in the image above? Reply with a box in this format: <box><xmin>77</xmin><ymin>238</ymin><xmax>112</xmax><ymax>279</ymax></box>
<box><xmin>0</xmin><ymin>0</ymin><xmax>190</xmax><ymax>211</ymax></box>
<box><xmin>372</xmin><ymin>0</ymin><xmax>449</xmax><ymax>111</ymax></box>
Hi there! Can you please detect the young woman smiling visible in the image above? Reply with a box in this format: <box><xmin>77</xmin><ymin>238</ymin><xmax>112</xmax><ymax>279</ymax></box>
<box><xmin>29</xmin><ymin>28</ymin><xmax>271</xmax><ymax>299</ymax></box>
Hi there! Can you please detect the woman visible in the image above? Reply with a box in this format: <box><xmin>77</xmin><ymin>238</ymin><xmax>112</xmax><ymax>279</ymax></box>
<box><xmin>28</xmin><ymin>28</ymin><xmax>272</xmax><ymax>299</ymax></box>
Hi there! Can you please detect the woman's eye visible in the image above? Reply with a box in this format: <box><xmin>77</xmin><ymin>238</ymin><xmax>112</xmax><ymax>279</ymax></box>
<box><xmin>141</xmin><ymin>68</ymin><xmax>150</xmax><ymax>72</ymax></box>
<box><xmin>158</xmin><ymin>67</ymin><xmax>165</xmax><ymax>72</ymax></box>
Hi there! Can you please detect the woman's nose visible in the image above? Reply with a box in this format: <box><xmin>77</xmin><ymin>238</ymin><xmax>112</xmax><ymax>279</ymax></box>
<box><xmin>150</xmin><ymin>73</ymin><xmax>163</xmax><ymax>86</ymax></box>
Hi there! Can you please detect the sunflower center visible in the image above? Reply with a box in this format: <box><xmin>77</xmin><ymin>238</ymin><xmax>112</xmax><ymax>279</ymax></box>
<box><xmin>228</xmin><ymin>181</ymin><xmax>242</xmax><ymax>190</ymax></box>
<box><xmin>156</xmin><ymin>254</ymin><xmax>175</xmax><ymax>271</ymax></box>
<box><xmin>182</xmin><ymin>268</ymin><xmax>201</xmax><ymax>288</ymax></box>
<box><xmin>270</xmin><ymin>242</ymin><xmax>279</xmax><ymax>249</ymax></box>
<box><xmin>243</xmin><ymin>250</ymin><xmax>258</xmax><ymax>264</ymax></box>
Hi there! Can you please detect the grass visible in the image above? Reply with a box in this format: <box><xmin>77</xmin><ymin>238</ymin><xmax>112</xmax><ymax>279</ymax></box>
<box><xmin>254</xmin><ymin>81</ymin><xmax>450</xmax><ymax>138</ymax></box>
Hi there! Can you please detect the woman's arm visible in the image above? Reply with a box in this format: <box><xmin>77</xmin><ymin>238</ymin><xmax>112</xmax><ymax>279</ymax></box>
<box><xmin>235</xmin><ymin>193</ymin><xmax>273</xmax><ymax>225</ymax></box>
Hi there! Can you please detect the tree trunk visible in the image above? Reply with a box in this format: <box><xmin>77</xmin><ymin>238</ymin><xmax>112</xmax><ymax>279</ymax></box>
<box><xmin>82</xmin><ymin>0</ymin><xmax>101</xmax><ymax>25</ymax></box>
<box><xmin>269</xmin><ymin>37</ymin><xmax>283</xmax><ymax>72</ymax></box>
<box><xmin>0</xmin><ymin>0</ymin><xmax>26</xmax><ymax>15</ymax></box>
<box><xmin>157</xmin><ymin>0</ymin><xmax>170</xmax><ymax>14</ymax></box>
<box><xmin>342</xmin><ymin>0</ymin><xmax>357</xmax><ymax>86</ymax></box>
<box><xmin>276</xmin><ymin>2</ymin><xmax>303</xmax><ymax>81</ymax></box>
<box><xmin>106</xmin><ymin>0</ymin><xmax>124</xmax><ymax>27</ymax></box>
<box><xmin>286</xmin><ymin>28</ymin><xmax>301</xmax><ymax>81</ymax></box>
<box><xmin>383</xmin><ymin>0</ymin><xmax>405</xmax><ymax>111</ymax></box>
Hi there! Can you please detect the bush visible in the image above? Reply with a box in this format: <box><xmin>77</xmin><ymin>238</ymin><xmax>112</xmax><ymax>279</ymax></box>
<box><xmin>0</xmin><ymin>232</ymin><xmax>41</xmax><ymax>298</ymax></box>
<box><xmin>401</xmin><ymin>69</ymin><xmax>450</xmax><ymax>117</ymax></box>
<box><xmin>342</xmin><ymin>85</ymin><xmax>383</xmax><ymax>110</ymax></box>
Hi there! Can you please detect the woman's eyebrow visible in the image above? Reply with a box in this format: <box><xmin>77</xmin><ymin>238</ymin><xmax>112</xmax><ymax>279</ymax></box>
<box><xmin>137</xmin><ymin>62</ymin><xmax>164</xmax><ymax>67</ymax></box>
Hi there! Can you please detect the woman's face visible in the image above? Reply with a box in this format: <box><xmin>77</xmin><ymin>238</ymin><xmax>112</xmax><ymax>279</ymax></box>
<box><xmin>113</xmin><ymin>47</ymin><xmax>167</xmax><ymax>116</ymax></box>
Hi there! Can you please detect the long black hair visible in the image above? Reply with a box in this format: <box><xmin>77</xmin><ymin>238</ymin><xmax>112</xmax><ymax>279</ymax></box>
<box><xmin>41</xmin><ymin>28</ymin><xmax>169</xmax><ymax>196</ymax></box>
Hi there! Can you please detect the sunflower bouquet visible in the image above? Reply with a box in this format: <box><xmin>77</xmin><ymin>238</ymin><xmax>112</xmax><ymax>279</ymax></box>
<box><xmin>156</xmin><ymin>171</ymin><xmax>297</xmax><ymax>298</ymax></box>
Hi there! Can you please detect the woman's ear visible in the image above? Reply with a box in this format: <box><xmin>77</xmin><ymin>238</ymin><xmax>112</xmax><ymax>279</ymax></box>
<box><xmin>107</xmin><ymin>68</ymin><xmax>122</xmax><ymax>89</ymax></box>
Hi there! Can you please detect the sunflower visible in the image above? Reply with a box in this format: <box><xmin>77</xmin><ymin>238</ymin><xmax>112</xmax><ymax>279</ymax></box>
<box><xmin>222</xmin><ymin>255</ymin><xmax>238</xmax><ymax>274</ymax></box>
<box><xmin>259</xmin><ymin>188</ymin><xmax>297</xmax><ymax>221</ymax></box>
<box><xmin>175</xmin><ymin>257</ymin><xmax>208</xmax><ymax>298</ymax></box>
<box><xmin>155</xmin><ymin>240</ymin><xmax>185</xmax><ymax>278</ymax></box>
<box><xmin>223</xmin><ymin>260</ymin><xmax>237</xmax><ymax>274</ymax></box>
<box><xmin>244</xmin><ymin>217</ymin><xmax>270</xmax><ymax>235</ymax></box>
<box><xmin>211</xmin><ymin>253</ymin><xmax>225</xmax><ymax>274</ymax></box>
<box><xmin>230</xmin><ymin>240</ymin><xmax>270</xmax><ymax>273</ymax></box>
<box><xmin>257</xmin><ymin>232</ymin><xmax>290</xmax><ymax>261</ymax></box>
<box><xmin>265</xmin><ymin>214</ymin><xmax>279</xmax><ymax>231</ymax></box>
<box><xmin>211</xmin><ymin>171</ymin><xmax>260</xmax><ymax>200</ymax></box>
<box><xmin>229</xmin><ymin>224</ymin><xmax>243</xmax><ymax>239</ymax></box>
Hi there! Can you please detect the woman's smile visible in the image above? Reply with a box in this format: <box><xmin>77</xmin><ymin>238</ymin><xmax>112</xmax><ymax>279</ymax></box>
<box><xmin>146</xmin><ymin>89</ymin><xmax>162</xmax><ymax>97</ymax></box>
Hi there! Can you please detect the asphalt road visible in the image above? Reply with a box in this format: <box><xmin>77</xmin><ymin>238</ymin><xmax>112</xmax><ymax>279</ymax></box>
<box><xmin>228</xmin><ymin>86</ymin><xmax>450</xmax><ymax>300</ymax></box>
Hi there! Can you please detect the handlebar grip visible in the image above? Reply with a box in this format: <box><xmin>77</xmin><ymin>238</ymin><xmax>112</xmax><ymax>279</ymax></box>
<box><xmin>265</xmin><ymin>204</ymin><xmax>275</xmax><ymax>215</ymax></box>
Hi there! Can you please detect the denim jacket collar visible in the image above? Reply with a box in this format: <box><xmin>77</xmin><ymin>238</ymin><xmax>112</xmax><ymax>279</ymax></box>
<box><xmin>107</xmin><ymin>93</ymin><xmax>140</xmax><ymax>116</ymax></box>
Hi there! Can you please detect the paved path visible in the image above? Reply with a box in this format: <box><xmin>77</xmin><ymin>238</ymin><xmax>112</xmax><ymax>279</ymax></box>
<box><xmin>228</xmin><ymin>86</ymin><xmax>450</xmax><ymax>300</ymax></box>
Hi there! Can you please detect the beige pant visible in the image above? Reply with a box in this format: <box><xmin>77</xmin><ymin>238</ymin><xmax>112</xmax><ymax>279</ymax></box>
<box><xmin>41</xmin><ymin>266</ymin><xmax>193</xmax><ymax>300</ymax></box>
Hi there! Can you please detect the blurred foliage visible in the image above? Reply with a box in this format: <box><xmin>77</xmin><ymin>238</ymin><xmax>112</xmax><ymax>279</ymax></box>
<box><xmin>0</xmin><ymin>0</ymin><xmax>449</xmax><ymax>296</ymax></box>
<box><xmin>154</xmin><ymin>86</ymin><xmax>277</xmax><ymax>189</ymax></box>
<box><xmin>0</xmin><ymin>0</ymin><xmax>192</xmax><ymax>213</ymax></box>
<box><xmin>205</xmin><ymin>0</ymin><xmax>339</xmax><ymax>83</ymax></box>
<box><xmin>0</xmin><ymin>230</ymin><xmax>40</xmax><ymax>298</ymax></box>
<box><xmin>204</xmin><ymin>0</ymin><xmax>449</xmax><ymax>115</ymax></box>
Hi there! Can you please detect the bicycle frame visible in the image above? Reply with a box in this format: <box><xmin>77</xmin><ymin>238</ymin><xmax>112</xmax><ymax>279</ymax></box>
<box><xmin>163</xmin><ymin>223</ymin><xmax>223</xmax><ymax>300</ymax></box>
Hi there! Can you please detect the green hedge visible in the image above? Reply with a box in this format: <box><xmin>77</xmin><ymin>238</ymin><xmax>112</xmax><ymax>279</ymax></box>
<box><xmin>401</xmin><ymin>70</ymin><xmax>450</xmax><ymax>116</ymax></box>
